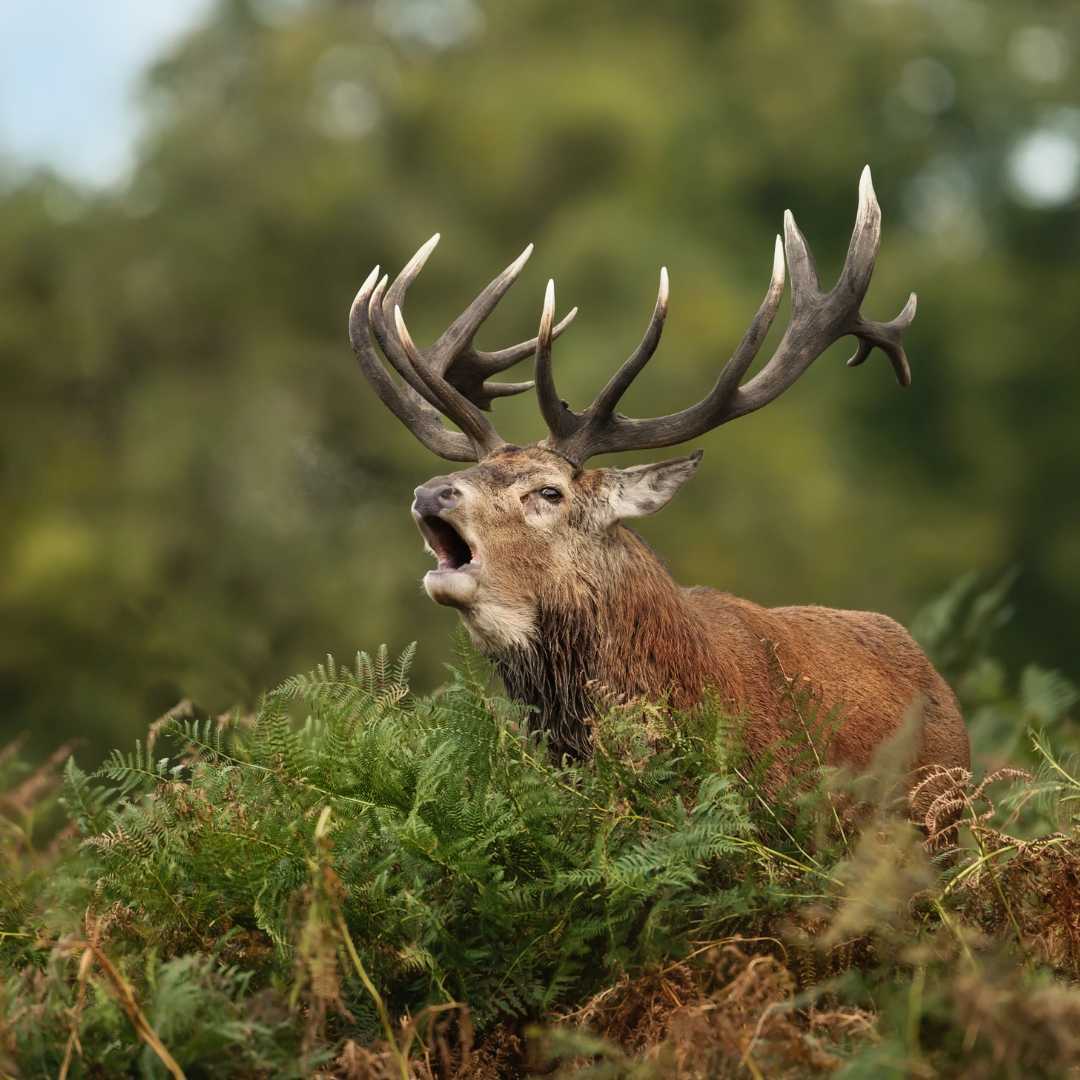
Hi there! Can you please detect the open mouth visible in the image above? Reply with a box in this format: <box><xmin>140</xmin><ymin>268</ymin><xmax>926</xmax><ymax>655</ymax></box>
<box><xmin>416</xmin><ymin>515</ymin><xmax>475</xmax><ymax>572</ymax></box>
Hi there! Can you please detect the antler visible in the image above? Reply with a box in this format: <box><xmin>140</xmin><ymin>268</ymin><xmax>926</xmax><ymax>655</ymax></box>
<box><xmin>349</xmin><ymin>236</ymin><xmax>577</xmax><ymax>461</ymax></box>
<box><xmin>535</xmin><ymin>166</ymin><xmax>917</xmax><ymax>466</ymax></box>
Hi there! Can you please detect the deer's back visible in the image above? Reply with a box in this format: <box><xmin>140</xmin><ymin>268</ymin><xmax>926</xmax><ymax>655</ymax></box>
<box><xmin>683</xmin><ymin>588</ymin><xmax>970</xmax><ymax>780</ymax></box>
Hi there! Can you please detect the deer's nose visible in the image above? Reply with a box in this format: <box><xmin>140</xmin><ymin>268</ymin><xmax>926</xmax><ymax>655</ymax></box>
<box><xmin>412</xmin><ymin>481</ymin><xmax>461</xmax><ymax>516</ymax></box>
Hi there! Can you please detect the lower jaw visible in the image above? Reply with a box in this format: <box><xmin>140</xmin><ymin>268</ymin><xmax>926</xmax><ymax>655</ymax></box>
<box><xmin>423</xmin><ymin>567</ymin><xmax>480</xmax><ymax>608</ymax></box>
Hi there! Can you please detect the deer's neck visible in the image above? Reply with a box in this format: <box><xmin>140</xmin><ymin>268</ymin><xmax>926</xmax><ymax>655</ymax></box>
<box><xmin>490</xmin><ymin>527</ymin><xmax>713</xmax><ymax>757</ymax></box>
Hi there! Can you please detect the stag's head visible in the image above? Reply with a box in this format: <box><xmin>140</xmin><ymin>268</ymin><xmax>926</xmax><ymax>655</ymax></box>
<box><xmin>348</xmin><ymin>167</ymin><xmax>916</xmax><ymax>650</ymax></box>
<box><xmin>407</xmin><ymin>445</ymin><xmax>702</xmax><ymax>647</ymax></box>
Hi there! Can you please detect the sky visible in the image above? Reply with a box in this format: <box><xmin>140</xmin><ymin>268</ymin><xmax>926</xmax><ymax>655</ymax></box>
<box><xmin>0</xmin><ymin>0</ymin><xmax>213</xmax><ymax>186</ymax></box>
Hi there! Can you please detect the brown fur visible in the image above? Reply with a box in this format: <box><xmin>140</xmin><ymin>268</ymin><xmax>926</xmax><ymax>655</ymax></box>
<box><xmin>415</xmin><ymin>446</ymin><xmax>970</xmax><ymax>800</ymax></box>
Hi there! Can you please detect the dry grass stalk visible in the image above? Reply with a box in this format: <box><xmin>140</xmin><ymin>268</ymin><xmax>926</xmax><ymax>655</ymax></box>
<box><xmin>59</xmin><ymin>911</ymin><xmax>187</xmax><ymax>1080</ymax></box>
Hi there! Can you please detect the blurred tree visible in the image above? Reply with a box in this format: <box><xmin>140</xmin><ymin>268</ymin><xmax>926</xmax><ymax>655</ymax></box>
<box><xmin>1</xmin><ymin>0</ymin><xmax>1077</xmax><ymax>756</ymax></box>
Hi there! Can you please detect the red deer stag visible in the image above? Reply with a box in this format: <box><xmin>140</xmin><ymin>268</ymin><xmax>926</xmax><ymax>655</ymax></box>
<box><xmin>347</xmin><ymin>167</ymin><xmax>970</xmax><ymax>801</ymax></box>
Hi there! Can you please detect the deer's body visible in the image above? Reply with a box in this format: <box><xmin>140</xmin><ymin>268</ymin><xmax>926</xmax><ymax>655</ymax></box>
<box><xmin>500</xmin><ymin>528</ymin><xmax>967</xmax><ymax>776</ymax></box>
<box><xmin>346</xmin><ymin>167</ymin><xmax>971</xmax><ymax>801</ymax></box>
<box><xmin>423</xmin><ymin>450</ymin><xmax>968</xmax><ymax>785</ymax></box>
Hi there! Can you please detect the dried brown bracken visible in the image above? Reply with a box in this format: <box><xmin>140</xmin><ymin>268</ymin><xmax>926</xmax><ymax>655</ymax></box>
<box><xmin>544</xmin><ymin>942</ymin><xmax>876</xmax><ymax>1078</ymax></box>
<box><xmin>910</xmin><ymin>763</ymin><xmax>1080</xmax><ymax>976</ymax></box>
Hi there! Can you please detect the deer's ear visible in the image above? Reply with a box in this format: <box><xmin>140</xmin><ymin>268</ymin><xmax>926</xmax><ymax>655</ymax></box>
<box><xmin>600</xmin><ymin>450</ymin><xmax>703</xmax><ymax>524</ymax></box>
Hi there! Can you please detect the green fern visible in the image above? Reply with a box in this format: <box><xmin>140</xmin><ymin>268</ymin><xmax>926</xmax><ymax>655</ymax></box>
<box><xmin>3</xmin><ymin>636</ymin><xmax>1079</xmax><ymax>1077</ymax></box>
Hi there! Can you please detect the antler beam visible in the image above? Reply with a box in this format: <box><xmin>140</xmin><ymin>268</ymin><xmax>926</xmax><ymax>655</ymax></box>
<box><xmin>535</xmin><ymin>166</ymin><xmax>916</xmax><ymax>466</ymax></box>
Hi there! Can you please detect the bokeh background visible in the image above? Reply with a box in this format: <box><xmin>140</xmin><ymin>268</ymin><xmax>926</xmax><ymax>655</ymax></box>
<box><xmin>2</xmin><ymin>0</ymin><xmax>1078</xmax><ymax>760</ymax></box>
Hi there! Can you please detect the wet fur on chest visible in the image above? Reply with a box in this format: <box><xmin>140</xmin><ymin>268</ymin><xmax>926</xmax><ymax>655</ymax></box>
<box><xmin>492</xmin><ymin>602</ymin><xmax>603</xmax><ymax>758</ymax></box>
<box><xmin>488</xmin><ymin>538</ymin><xmax>715</xmax><ymax>758</ymax></box>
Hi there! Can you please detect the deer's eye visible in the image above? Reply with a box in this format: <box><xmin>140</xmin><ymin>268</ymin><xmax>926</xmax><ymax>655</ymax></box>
<box><xmin>538</xmin><ymin>487</ymin><xmax>563</xmax><ymax>503</ymax></box>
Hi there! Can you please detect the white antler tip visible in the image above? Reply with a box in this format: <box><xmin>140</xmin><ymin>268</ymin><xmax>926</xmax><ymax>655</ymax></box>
<box><xmin>540</xmin><ymin>279</ymin><xmax>556</xmax><ymax>335</ymax></box>
<box><xmin>858</xmin><ymin>165</ymin><xmax>877</xmax><ymax>210</ymax></box>
<box><xmin>405</xmin><ymin>234</ymin><xmax>441</xmax><ymax>275</ymax></box>
<box><xmin>510</xmin><ymin>242</ymin><xmax>534</xmax><ymax>273</ymax></box>
<box><xmin>786</xmin><ymin>210</ymin><xmax>803</xmax><ymax>245</ymax></box>
<box><xmin>782</xmin><ymin>210</ymin><xmax>805</xmax><ymax>250</ymax></box>
<box><xmin>771</xmin><ymin>235</ymin><xmax>784</xmax><ymax>279</ymax></box>
<box><xmin>393</xmin><ymin>304</ymin><xmax>414</xmax><ymax>348</ymax></box>
<box><xmin>555</xmin><ymin>305</ymin><xmax>580</xmax><ymax>331</ymax></box>
<box><xmin>360</xmin><ymin>265</ymin><xmax>380</xmax><ymax>292</ymax></box>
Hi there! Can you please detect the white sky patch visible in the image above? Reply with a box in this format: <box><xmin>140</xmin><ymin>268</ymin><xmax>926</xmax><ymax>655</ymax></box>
<box><xmin>0</xmin><ymin>0</ymin><xmax>212</xmax><ymax>187</ymax></box>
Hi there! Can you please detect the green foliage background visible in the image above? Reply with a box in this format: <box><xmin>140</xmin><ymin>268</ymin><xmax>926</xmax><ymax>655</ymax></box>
<box><xmin>2</xmin><ymin>0</ymin><xmax>1078</xmax><ymax>756</ymax></box>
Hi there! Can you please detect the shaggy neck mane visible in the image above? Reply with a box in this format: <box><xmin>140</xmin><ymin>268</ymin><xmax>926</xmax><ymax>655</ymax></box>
<box><xmin>490</xmin><ymin>527</ymin><xmax>718</xmax><ymax>758</ymax></box>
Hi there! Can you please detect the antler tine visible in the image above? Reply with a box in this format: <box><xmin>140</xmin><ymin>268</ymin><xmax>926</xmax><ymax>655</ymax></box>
<box><xmin>446</xmin><ymin>299</ymin><xmax>577</xmax><ymax>412</ymax></box>
<box><xmin>478</xmin><ymin>307</ymin><xmax>578</xmax><ymax>374</ymax></box>
<box><xmin>348</xmin><ymin>267</ymin><xmax>476</xmax><ymax>462</ymax></box>
<box><xmin>385</xmin><ymin>232</ymin><xmax>442</xmax><ymax>317</ymax></box>
<box><xmin>712</xmin><ymin>235</ymin><xmax>787</xmax><ymax>404</ymax></box>
<box><xmin>368</xmin><ymin>239</ymin><xmax>448</xmax><ymax>409</ymax></box>
<box><xmin>484</xmin><ymin>379</ymin><xmax>537</xmax><ymax>399</ymax></box>
<box><xmin>540</xmin><ymin>166</ymin><xmax>916</xmax><ymax>465</ymax></box>
<box><xmin>368</xmin><ymin>275</ymin><xmax>439</xmax><ymax>405</ymax></box>
<box><xmin>427</xmin><ymin>241</ymin><xmax>578</xmax><ymax>410</ymax></box>
<box><xmin>782</xmin><ymin>208</ymin><xmax>820</xmax><ymax>306</ymax></box>
<box><xmin>354</xmin><ymin>234</ymin><xmax>589</xmax><ymax>461</ymax></box>
<box><xmin>837</xmin><ymin>164</ymin><xmax>881</xmax><ymax>304</ymax></box>
<box><xmin>846</xmin><ymin>291</ymin><xmax>917</xmax><ymax>386</ymax></box>
<box><xmin>534</xmin><ymin>279</ymin><xmax>576</xmax><ymax>441</ymax></box>
<box><xmin>430</xmin><ymin>243</ymin><xmax>534</xmax><ymax>366</ymax></box>
<box><xmin>536</xmin><ymin>243</ymin><xmax>786</xmax><ymax>463</ymax></box>
<box><xmin>372</xmin><ymin>237</ymin><xmax>573</xmax><ymax>414</ymax></box>
<box><xmin>588</xmin><ymin>267</ymin><xmax>670</xmax><ymax>421</ymax></box>
<box><xmin>735</xmin><ymin>164</ymin><xmax>902</xmax><ymax>405</ymax></box>
<box><xmin>393</xmin><ymin>305</ymin><xmax>507</xmax><ymax>457</ymax></box>
<box><xmin>375</xmin><ymin>261</ymin><xmax>538</xmax><ymax>415</ymax></box>
<box><xmin>842</xmin><ymin>168</ymin><xmax>916</xmax><ymax>386</ymax></box>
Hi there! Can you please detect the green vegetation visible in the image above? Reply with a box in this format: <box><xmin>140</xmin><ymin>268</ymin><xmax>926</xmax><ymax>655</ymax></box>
<box><xmin>3</xmin><ymin>582</ymin><xmax>1078</xmax><ymax>1077</ymax></box>
<box><xmin>3</xmin><ymin>0</ymin><xmax>1080</xmax><ymax>759</ymax></box>
<box><xmin>3</xmin><ymin>0</ymin><xmax>1078</xmax><ymax>1074</ymax></box>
